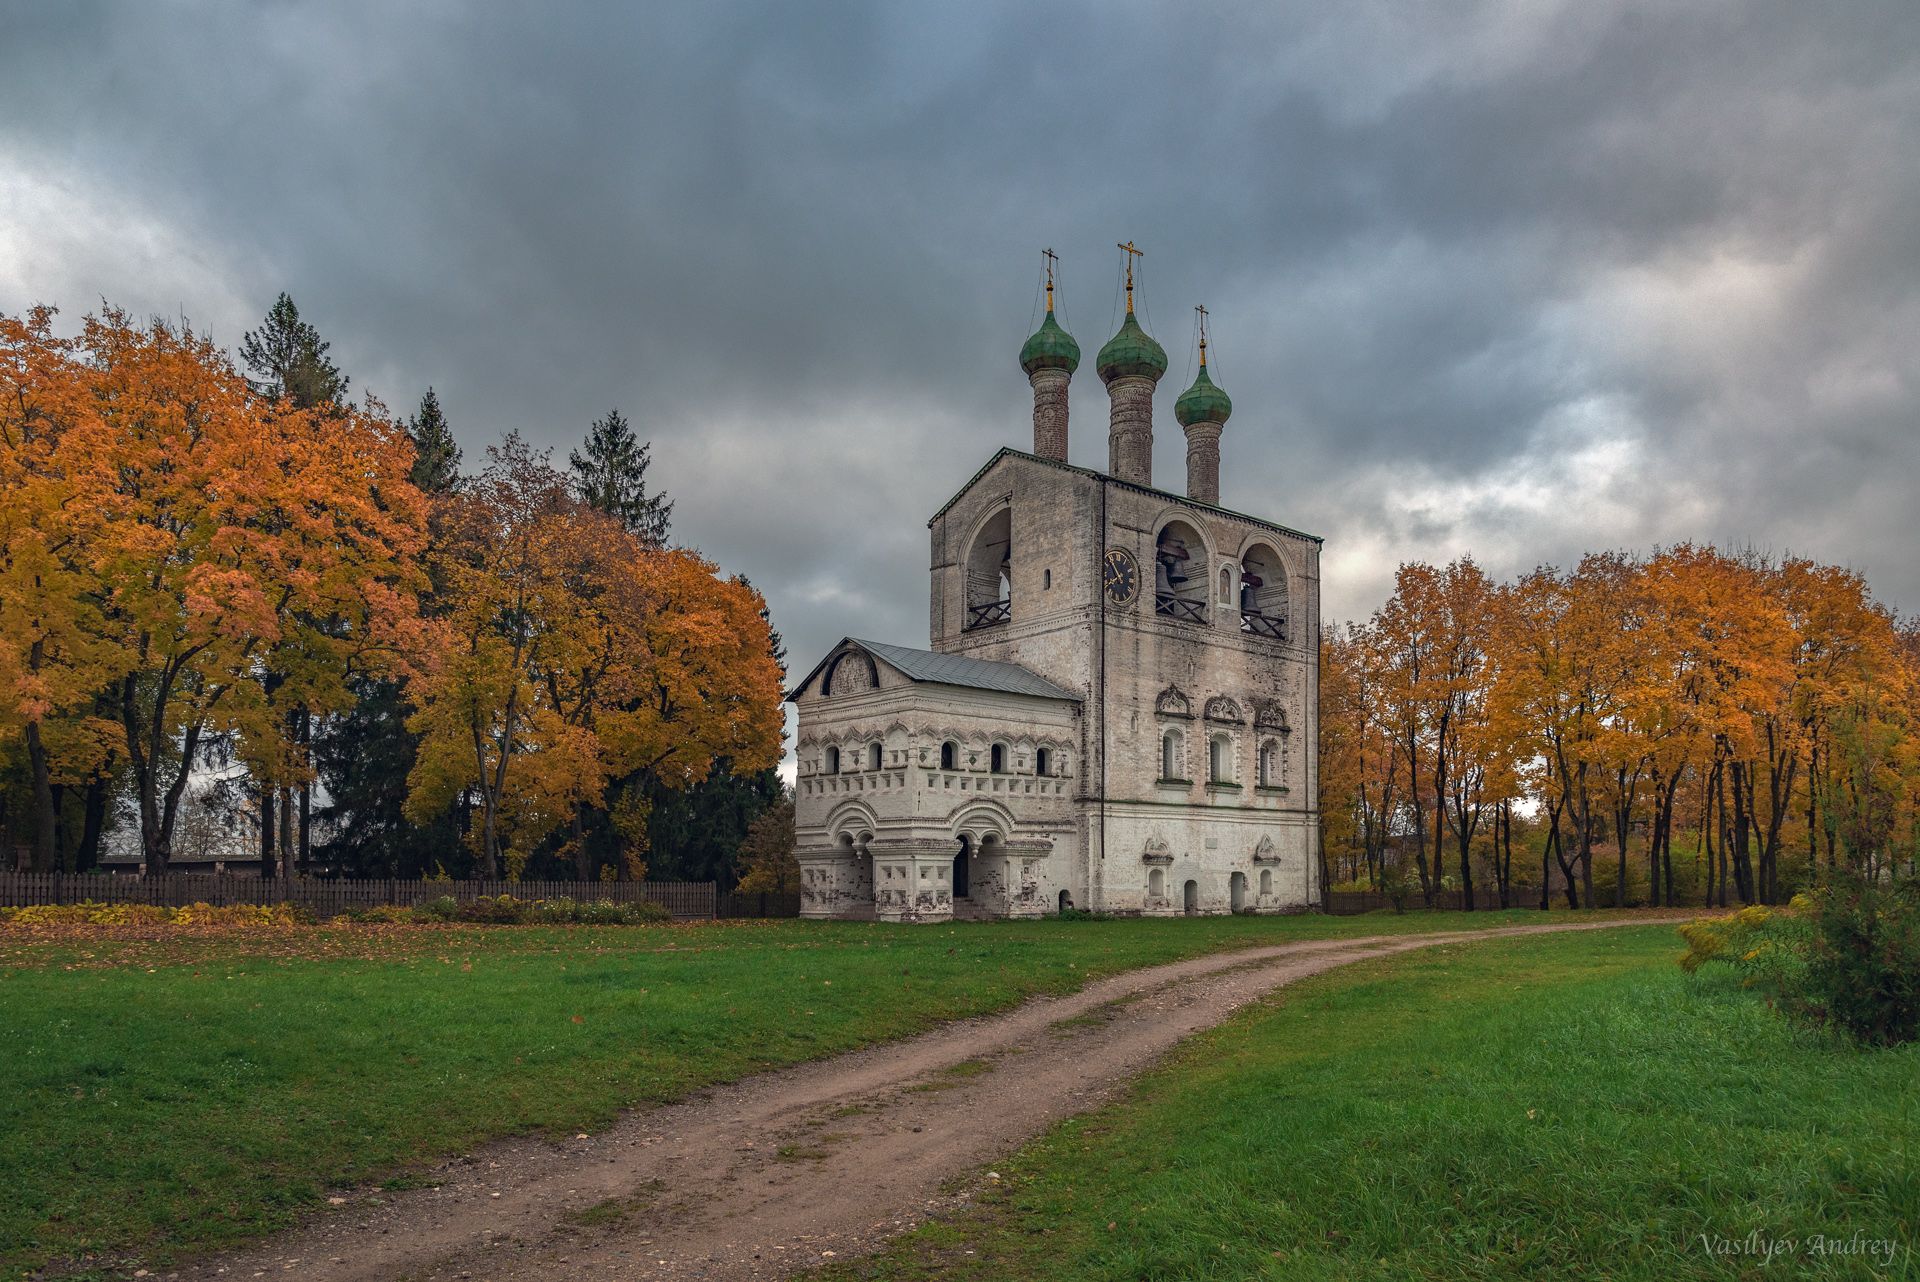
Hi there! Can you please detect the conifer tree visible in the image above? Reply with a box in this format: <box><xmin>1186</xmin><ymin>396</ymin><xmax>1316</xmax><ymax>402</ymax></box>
<box><xmin>569</xmin><ymin>408</ymin><xmax>672</xmax><ymax>547</ymax></box>
<box><xmin>239</xmin><ymin>292</ymin><xmax>349</xmax><ymax>410</ymax></box>
<box><xmin>407</xmin><ymin>388</ymin><xmax>463</xmax><ymax>494</ymax></box>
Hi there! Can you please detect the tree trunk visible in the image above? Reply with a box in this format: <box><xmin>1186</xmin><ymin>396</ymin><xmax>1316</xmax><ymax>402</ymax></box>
<box><xmin>23</xmin><ymin>720</ymin><xmax>57</xmax><ymax>874</ymax></box>
<box><xmin>77</xmin><ymin>777</ymin><xmax>110</xmax><ymax>873</ymax></box>
<box><xmin>1576</xmin><ymin>774</ymin><xmax>1595</xmax><ymax>909</ymax></box>
<box><xmin>260</xmin><ymin>787</ymin><xmax>276</xmax><ymax>878</ymax></box>
<box><xmin>297</xmin><ymin>706</ymin><xmax>313</xmax><ymax>871</ymax></box>
<box><xmin>1730</xmin><ymin>761</ymin><xmax>1755</xmax><ymax>904</ymax></box>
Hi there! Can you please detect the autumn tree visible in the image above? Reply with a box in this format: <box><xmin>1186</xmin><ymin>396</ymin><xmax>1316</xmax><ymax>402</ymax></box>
<box><xmin>312</xmin><ymin>388</ymin><xmax>467</xmax><ymax>877</ymax></box>
<box><xmin>734</xmin><ymin>796</ymin><xmax>798</xmax><ymax>895</ymax></box>
<box><xmin>0</xmin><ymin>308</ymin><xmax>125</xmax><ymax>871</ymax></box>
<box><xmin>0</xmin><ymin>307</ymin><xmax>427</xmax><ymax>874</ymax></box>
<box><xmin>405</xmin><ymin>434</ymin><xmax>780</xmax><ymax>878</ymax></box>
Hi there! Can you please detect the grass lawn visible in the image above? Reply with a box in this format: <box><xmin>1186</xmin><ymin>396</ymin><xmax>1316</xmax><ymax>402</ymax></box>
<box><xmin>0</xmin><ymin>908</ymin><xmax>1556</xmax><ymax>1278</ymax></box>
<box><xmin>819</xmin><ymin>925</ymin><xmax>1919</xmax><ymax>1282</ymax></box>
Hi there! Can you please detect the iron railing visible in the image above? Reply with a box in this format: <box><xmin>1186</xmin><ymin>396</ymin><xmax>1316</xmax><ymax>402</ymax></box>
<box><xmin>1240</xmin><ymin>611</ymin><xmax>1287</xmax><ymax>640</ymax></box>
<box><xmin>965</xmin><ymin>600</ymin><xmax>1011</xmax><ymax>630</ymax></box>
<box><xmin>1155</xmin><ymin>593</ymin><xmax>1207</xmax><ymax>624</ymax></box>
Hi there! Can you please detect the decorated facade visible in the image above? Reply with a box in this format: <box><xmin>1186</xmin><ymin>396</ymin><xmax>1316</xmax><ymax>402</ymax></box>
<box><xmin>790</xmin><ymin>246</ymin><xmax>1322</xmax><ymax>921</ymax></box>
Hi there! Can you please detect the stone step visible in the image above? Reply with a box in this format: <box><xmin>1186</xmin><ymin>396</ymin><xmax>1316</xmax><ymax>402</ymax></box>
<box><xmin>951</xmin><ymin>897</ymin><xmax>995</xmax><ymax>922</ymax></box>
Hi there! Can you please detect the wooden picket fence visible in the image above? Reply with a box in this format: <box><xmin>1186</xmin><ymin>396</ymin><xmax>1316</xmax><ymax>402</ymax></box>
<box><xmin>0</xmin><ymin>872</ymin><xmax>716</xmax><ymax>920</ymax></box>
<box><xmin>717</xmin><ymin>889</ymin><xmax>802</xmax><ymax>919</ymax></box>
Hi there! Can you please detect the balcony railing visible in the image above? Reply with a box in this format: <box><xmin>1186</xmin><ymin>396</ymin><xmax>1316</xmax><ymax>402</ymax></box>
<box><xmin>1155</xmin><ymin>593</ymin><xmax>1207</xmax><ymax>625</ymax></box>
<box><xmin>1240</xmin><ymin>610</ymin><xmax>1287</xmax><ymax>640</ymax></box>
<box><xmin>965</xmin><ymin>599</ymin><xmax>1011</xmax><ymax>630</ymax></box>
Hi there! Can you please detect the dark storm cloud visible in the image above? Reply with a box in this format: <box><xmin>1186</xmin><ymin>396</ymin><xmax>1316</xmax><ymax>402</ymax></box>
<box><xmin>4</xmin><ymin>1</ymin><xmax>1918</xmax><ymax>740</ymax></box>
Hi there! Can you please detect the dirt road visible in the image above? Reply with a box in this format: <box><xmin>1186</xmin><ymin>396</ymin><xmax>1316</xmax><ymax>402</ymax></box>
<box><xmin>168</xmin><ymin>920</ymin><xmax>1665</xmax><ymax>1281</ymax></box>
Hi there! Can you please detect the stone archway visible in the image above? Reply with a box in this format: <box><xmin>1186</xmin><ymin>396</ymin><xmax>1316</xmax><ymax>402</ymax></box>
<box><xmin>1183</xmin><ymin>879</ymin><xmax>1199</xmax><ymax>916</ymax></box>
<box><xmin>953</xmin><ymin>835</ymin><xmax>972</xmax><ymax>899</ymax></box>
<box><xmin>1230</xmin><ymin>870</ymin><xmax>1248</xmax><ymax>913</ymax></box>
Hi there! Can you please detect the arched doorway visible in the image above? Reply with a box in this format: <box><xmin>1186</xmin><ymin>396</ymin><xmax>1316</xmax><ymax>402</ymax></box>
<box><xmin>1057</xmin><ymin>888</ymin><xmax>1072</xmax><ymax>914</ymax></box>
<box><xmin>1182</xmin><ymin>879</ymin><xmax>1199</xmax><ymax>916</ymax></box>
<box><xmin>953</xmin><ymin>835</ymin><xmax>971</xmax><ymax>899</ymax></box>
<box><xmin>1230</xmin><ymin>871</ymin><xmax>1248</xmax><ymax>913</ymax></box>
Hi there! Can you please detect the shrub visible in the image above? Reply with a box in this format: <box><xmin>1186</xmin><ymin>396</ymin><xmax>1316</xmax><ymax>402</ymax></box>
<box><xmin>405</xmin><ymin>893</ymin><xmax>668</xmax><ymax>926</ymax></box>
<box><xmin>1055</xmin><ymin>907</ymin><xmax>1112</xmax><ymax>923</ymax></box>
<box><xmin>0</xmin><ymin>900</ymin><xmax>309</xmax><ymax>930</ymax></box>
<box><xmin>1679</xmin><ymin>879</ymin><xmax>1920</xmax><ymax>1046</ymax></box>
<box><xmin>413</xmin><ymin>895</ymin><xmax>460</xmax><ymax>922</ymax></box>
<box><xmin>1799</xmin><ymin>875</ymin><xmax>1920</xmax><ymax>1047</ymax></box>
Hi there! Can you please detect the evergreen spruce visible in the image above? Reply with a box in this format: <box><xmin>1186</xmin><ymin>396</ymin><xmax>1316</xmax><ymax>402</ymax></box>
<box><xmin>569</xmin><ymin>408</ymin><xmax>673</xmax><ymax>546</ymax></box>
<box><xmin>407</xmin><ymin>388</ymin><xmax>463</xmax><ymax>494</ymax></box>
<box><xmin>239</xmin><ymin>292</ymin><xmax>349</xmax><ymax>410</ymax></box>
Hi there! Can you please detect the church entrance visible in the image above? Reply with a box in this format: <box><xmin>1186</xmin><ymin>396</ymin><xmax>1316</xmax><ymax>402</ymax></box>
<box><xmin>1230</xmin><ymin>871</ymin><xmax>1248</xmax><ymax>913</ymax></box>
<box><xmin>1182</xmin><ymin>879</ymin><xmax>1199</xmax><ymax>915</ymax></box>
<box><xmin>953</xmin><ymin>836</ymin><xmax>971</xmax><ymax>899</ymax></box>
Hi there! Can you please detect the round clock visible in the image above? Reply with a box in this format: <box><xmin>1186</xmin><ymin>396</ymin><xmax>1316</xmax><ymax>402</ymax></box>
<box><xmin>1103</xmin><ymin>546</ymin><xmax>1140</xmax><ymax>605</ymax></box>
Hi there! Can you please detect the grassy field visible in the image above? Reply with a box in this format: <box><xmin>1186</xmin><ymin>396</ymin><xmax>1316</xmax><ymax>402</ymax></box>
<box><xmin>818</xmin><ymin>926</ymin><xmax>1919</xmax><ymax>1281</ymax></box>
<box><xmin>0</xmin><ymin>908</ymin><xmax>1557</xmax><ymax>1278</ymax></box>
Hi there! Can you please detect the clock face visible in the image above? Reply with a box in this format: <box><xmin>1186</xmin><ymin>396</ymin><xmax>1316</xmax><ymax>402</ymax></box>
<box><xmin>1103</xmin><ymin>546</ymin><xmax>1139</xmax><ymax>605</ymax></box>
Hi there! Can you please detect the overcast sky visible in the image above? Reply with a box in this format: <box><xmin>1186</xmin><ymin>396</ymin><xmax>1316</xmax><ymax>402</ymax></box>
<box><xmin>5</xmin><ymin>2</ymin><xmax>1918</xmax><ymax>718</ymax></box>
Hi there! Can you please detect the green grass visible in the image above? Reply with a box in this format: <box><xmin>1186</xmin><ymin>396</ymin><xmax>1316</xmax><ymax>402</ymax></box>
<box><xmin>0</xmin><ymin>909</ymin><xmax>1553</xmax><ymax>1278</ymax></box>
<box><xmin>817</xmin><ymin>926</ymin><xmax>1919</xmax><ymax>1281</ymax></box>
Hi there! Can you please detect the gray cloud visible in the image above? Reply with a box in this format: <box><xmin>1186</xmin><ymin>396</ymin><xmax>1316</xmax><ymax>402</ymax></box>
<box><xmin>4</xmin><ymin>0</ymin><xmax>1918</xmax><ymax>739</ymax></box>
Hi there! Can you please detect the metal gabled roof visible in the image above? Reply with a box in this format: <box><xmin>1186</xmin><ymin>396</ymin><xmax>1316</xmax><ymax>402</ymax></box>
<box><xmin>788</xmin><ymin>636</ymin><xmax>1080</xmax><ymax>703</ymax></box>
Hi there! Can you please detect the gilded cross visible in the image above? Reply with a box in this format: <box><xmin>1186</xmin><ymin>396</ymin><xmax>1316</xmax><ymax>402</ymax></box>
<box><xmin>1117</xmin><ymin>240</ymin><xmax>1143</xmax><ymax>312</ymax></box>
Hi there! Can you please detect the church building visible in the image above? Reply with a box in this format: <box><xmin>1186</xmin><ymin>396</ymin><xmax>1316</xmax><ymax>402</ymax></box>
<box><xmin>789</xmin><ymin>246</ymin><xmax>1321</xmax><ymax>921</ymax></box>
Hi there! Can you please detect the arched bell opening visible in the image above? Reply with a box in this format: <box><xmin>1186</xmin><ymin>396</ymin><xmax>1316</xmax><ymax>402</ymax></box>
<box><xmin>1239</xmin><ymin>542</ymin><xmax>1289</xmax><ymax>640</ymax></box>
<box><xmin>1153</xmin><ymin>519</ymin><xmax>1208</xmax><ymax>625</ymax></box>
<box><xmin>964</xmin><ymin>507</ymin><xmax>1013</xmax><ymax>631</ymax></box>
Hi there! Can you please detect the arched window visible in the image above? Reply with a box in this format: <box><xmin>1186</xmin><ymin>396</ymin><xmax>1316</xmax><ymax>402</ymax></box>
<box><xmin>868</xmin><ymin>742</ymin><xmax>883</xmax><ymax>771</ymax></box>
<box><xmin>1218</xmin><ymin>565</ymin><xmax>1233</xmax><ymax>605</ymax></box>
<box><xmin>940</xmin><ymin>740</ymin><xmax>958</xmax><ymax>770</ymax></box>
<box><xmin>1035</xmin><ymin>747</ymin><xmax>1051</xmax><ymax>777</ymax></box>
<box><xmin>1161</xmin><ymin>730</ymin><xmax>1183</xmax><ymax>781</ymax></box>
<box><xmin>1209</xmin><ymin>734</ymin><xmax>1232</xmax><ymax>784</ymax></box>
<box><xmin>990</xmin><ymin>743</ymin><xmax>1007</xmax><ymax>774</ymax></box>
<box><xmin>824</xmin><ymin>745</ymin><xmax>840</xmax><ymax>774</ymax></box>
<box><xmin>1259</xmin><ymin>740</ymin><xmax>1279</xmax><ymax>787</ymax></box>
<box><xmin>1148</xmin><ymin>868</ymin><xmax>1165</xmax><ymax>898</ymax></box>
<box><xmin>1259</xmin><ymin>868</ymin><xmax>1273</xmax><ymax>897</ymax></box>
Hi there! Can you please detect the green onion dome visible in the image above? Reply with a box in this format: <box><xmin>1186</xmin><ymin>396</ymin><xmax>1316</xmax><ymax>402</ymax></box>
<box><xmin>1174</xmin><ymin>362</ymin><xmax>1233</xmax><ymax>426</ymax></box>
<box><xmin>1019</xmin><ymin>309</ymin><xmax>1081</xmax><ymax>375</ymax></box>
<box><xmin>1095</xmin><ymin>311</ymin><xmax>1169</xmax><ymax>384</ymax></box>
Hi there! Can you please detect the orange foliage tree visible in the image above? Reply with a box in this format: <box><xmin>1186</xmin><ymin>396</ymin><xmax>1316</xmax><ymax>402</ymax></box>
<box><xmin>404</xmin><ymin>434</ymin><xmax>782</xmax><ymax>878</ymax></box>
<box><xmin>1328</xmin><ymin>546</ymin><xmax>1920</xmax><ymax>907</ymax></box>
<box><xmin>0</xmin><ymin>306</ymin><xmax>431</xmax><ymax>874</ymax></box>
